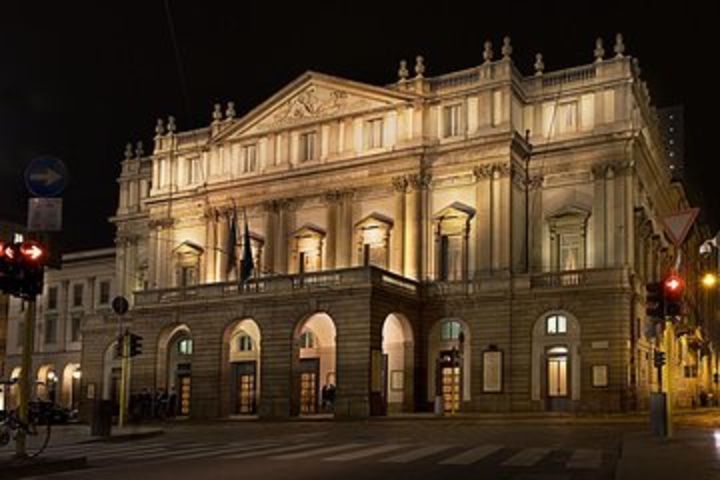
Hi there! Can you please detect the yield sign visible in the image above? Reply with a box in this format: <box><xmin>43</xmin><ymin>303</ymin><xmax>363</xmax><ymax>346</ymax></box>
<box><xmin>660</xmin><ymin>208</ymin><xmax>700</xmax><ymax>246</ymax></box>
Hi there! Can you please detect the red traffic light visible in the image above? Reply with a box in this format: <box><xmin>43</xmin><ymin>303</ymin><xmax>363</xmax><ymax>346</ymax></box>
<box><xmin>0</xmin><ymin>241</ymin><xmax>5</xmax><ymax>258</ymax></box>
<box><xmin>664</xmin><ymin>273</ymin><xmax>684</xmax><ymax>299</ymax></box>
<box><xmin>19</xmin><ymin>241</ymin><xmax>47</xmax><ymax>264</ymax></box>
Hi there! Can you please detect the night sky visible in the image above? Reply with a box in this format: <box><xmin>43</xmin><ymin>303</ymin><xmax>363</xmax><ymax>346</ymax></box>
<box><xmin>0</xmin><ymin>2</ymin><xmax>716</xmax><ymax>253</ymax></box>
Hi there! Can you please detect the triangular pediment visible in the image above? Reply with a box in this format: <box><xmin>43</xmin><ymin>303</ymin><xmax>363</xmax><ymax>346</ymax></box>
<box><xmin>434</xmin><ymin>202</ymin><xmax>476</xmax><ymax>220</ymax></box>
<box><xmin>355</xmin><ymin>212</ymin><xmax>394</xmax><ymax>229</ymax></box>
<box><xmin>217</xmin><ymin>71</ymin><xmax>418</xmax><ymax>141</ymax></box>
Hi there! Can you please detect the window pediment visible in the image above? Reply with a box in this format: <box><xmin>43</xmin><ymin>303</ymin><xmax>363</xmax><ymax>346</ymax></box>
<box><xmin>355</xmin><ymin>212</ymin><xmax>394</xmax><ymax>230</ymax></box>
<box><xmin>547</xmin><ymin>205</ymin><xmax>590</xmax><ymax>233</ymax></box>
<box><xmin>293</xmin><ymin>223</ymin><xmax>326</xmax><ymax>240</ymax></box>
<box><xmin>173</xmin><ymin>240</ymin><xmax>204</xmax><ymax>257</ymax></box>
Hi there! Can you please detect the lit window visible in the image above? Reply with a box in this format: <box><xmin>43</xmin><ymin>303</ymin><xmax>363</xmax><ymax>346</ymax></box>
<box><xmin>300</xmin><ymin>330</ymin><xmax>316</xmax><ymax>348</ymax></box>
<box><xmin>238</xmin><ymin>334</ymin><xmax>253</xmax><ymax>352</ymax></box>
<box><xmin>443</xmin><ymin>104</ymin><xmax>462</xmax><ymax>138</ymax></box>
<box><xmin>299</xmin><ymin>131</ymin><xmax>317</xmax><ymax>162</ymax></box>
<box><xmin>364</xmin><ymin>118</ymin><xmax>384</xmax><ymax>149</ymax></box>
<box><xmin>546</xmin><ymin>315</ymin><xmax>567</xmax><ymax>335</ymax></box>
<box><xmin>178</xmin><ymin>338</ymin><xmax>193</xmax><ymax>355</ymax></box>
<box><xmin>243</xmin><ymin>144</ymin><xmax>257</xmax><ymax>172</ymax></box>
<box><xmin>186</xmin><ymin>157</ymin><xmax>201</xmax><ymax>185</ymax></box>
<box><xmin>441</xmin><ymin>320</ymin><xmax>462</xmax><ymax>341</ymax></box>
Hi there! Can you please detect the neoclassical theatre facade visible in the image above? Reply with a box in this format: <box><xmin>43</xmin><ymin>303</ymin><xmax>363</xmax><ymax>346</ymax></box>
<box><xmin>81</xmin><ymin>36</ymin><xmax>717</xmax><ymax>419</ymax></box>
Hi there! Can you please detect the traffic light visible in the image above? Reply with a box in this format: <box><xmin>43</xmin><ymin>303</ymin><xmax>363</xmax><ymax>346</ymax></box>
<box><xmin>645</xmin><ymin>282</ymin><xmax>665</xmax><ymax>319</ymax></box>
<box><xmin>653</xmin><ymin>350</ymin><xmax>666</xmax><ymax>368</ymax></box>
<box><xmin>129</xmin><ymin>333</ymin><xmax>143</xmax><ymax>357</ymax></box>
<box><xmin>663</xmin><ymin>273</ymin><xmax>685</xmax><ymax>317</ymax></box>
<box><xmin>0</xmin><ymin>240</ymin><xmax>48</xmax><ymax>299</ymax></box>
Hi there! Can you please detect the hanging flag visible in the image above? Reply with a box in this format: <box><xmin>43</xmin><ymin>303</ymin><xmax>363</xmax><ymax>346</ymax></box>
<box><xmin>225</xmin><ymin>208</ymin><xmax>238</xmax><ymax>276</ymax></box>
<box><xmin>240</xmin><ymin>208</ymin><xmax>254</xmax><ymax>283</ymax></box>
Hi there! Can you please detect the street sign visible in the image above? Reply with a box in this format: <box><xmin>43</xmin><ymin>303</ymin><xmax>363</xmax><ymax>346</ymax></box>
<box><xmin>112</xmin><ymin>296</ymin><xmax>129</xmax><ymax>315</ymax></box>
<box><xmin>24</xmin><ymin>156</ymin><xmax>68</xmax><ymax>197</ymax></box>
<box><xmin>27</xmin><ymin>198</ymin><xmax>62</xmax><ymax>232</ymax></box>
<box><xmin>660</xmin><ymin>208</ymin><xmax>699</xmax><ymax>247</ymax></box>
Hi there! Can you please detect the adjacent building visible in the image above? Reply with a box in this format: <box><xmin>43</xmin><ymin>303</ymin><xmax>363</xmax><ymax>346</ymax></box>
<box><xmin>2</xmin><ymin>248</ymin><xmax>115</xmax><ymax>411</ymax></box>
<box><xmin>80</xmin><ymin>35</ymin><xmax>718</xmax><ymax>419</ymax></box>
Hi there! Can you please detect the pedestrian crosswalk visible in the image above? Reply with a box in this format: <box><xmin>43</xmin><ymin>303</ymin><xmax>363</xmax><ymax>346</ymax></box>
<box><xmin>2</xmin><ymin>438</ymin><xmax>608</xmax><ymax>471</ymax></box>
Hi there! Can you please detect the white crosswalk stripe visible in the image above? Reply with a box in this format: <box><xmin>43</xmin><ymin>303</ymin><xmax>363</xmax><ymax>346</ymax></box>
<box><xmin>567</xmin><ymin>448</ymin><xmax>603</xmax><ymax>469</ymax></box>
<box><xmin>323</xmin><ymin>444</ymin><xmax>410</xmax><ymax>462</ymax></box>
<box><xmin>270</xmin><ymin>443</ymin><xmax>369</xmax><ymax>460</ymax></box>
<box><xmin>381</xmin><ymin>444</ymin><xmax>455</xmax><ymax>463</ymax></box>
<box><xmin>501</xmin><ymin>447</ymin><xmax>552</xmax><ymax>467</ymax></box>
<box><xmin>439</xmin><ymin>444</ymin><xmax>502</xmax><ymax>465</ymax></box>
<box><xmin>224</xmin><ymin>442</ymin><xmax>324</xmax><ymax>459</ymax></box>
<box><xmin>174</xmin><ymin>442</ymin><xmax>278</xmax><ymax>461</ymax></box>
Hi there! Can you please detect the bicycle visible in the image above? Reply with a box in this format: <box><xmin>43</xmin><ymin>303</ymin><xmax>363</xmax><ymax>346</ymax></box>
<box><xmin>0</xmin><ymin>381</ymin><xmax>52</xmax><ymax>458</ymax></box>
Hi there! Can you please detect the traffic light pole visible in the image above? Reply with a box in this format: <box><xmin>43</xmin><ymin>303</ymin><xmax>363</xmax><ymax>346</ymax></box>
<box><xmin>663</xmin><ymin>319</ymin><xmax>675</xmax><ymax>437</ymax></box>
<box><xmin>15</xmin><ymin>297</ymin><xmax>36</xmax><ymax>458</ymax></box>
<box><xmin>118</xmin><ymin>330</ymin><xmax>130</xmax><ymax>428</ymax></box>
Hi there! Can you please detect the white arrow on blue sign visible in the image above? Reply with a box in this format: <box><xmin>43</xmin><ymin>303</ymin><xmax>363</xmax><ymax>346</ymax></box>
<box><xmin>24</xmin><ymin>155</ymin><xmax>68</xmax><ymax>197</ymax></box>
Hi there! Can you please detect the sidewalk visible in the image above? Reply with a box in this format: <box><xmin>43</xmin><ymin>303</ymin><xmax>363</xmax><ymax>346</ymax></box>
<box><xmin>616</xmin><ymin>427</ymin><xmax>720</xmax><ymax>480</ymax></box>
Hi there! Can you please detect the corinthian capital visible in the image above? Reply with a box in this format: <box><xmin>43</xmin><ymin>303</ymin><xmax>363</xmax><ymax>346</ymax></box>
<box><xmin>392</xmin><ymin>175</ymin><xmax>408</xmax><ymax>193</ymax></box>
<box><xmin>408</xmin><ymin>173</ymin><xmax>432</xmax><ymax>190</ymax></box>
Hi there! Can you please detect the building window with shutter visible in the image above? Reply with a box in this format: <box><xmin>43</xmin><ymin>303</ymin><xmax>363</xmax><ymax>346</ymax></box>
<box><xmin>299</xmin><ymin>131</ymin><xmax>317</xmax><ymax>162</ymax></box>
<box><xmin>364</xmin><ymin>118</ymin><xmax>384</xmax><ymax>149</ymax></box>
<box><xmin>443</xmin><ymin>104</ymin><xmax>462</xmax><ymax>138</ymax></box>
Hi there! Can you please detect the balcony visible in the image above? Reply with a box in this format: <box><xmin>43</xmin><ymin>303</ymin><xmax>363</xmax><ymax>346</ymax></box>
<box><xmin>133</xmin><ymin>266</ymin><xmax>419</xmax><ymax>308</ymax></box>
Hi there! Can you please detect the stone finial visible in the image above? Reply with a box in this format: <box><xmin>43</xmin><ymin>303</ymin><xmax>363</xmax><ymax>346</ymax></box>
<box><xmin>414</xmin><ymin>55</ymin><xmax>425</xmax><ymax>78</ymax></box>
<box><xmin>398</xmin><ymin>59</ymin><xmax>409</xmax><ymax>82</ymax></box>
<box><xmin>501</xmin><ymin>36</ymin><xmax>512</xmax><ymax>59</ymax></box>
<box><xmin>632</xmin><ymin>57</ymin><xmax>641</xmax><ymax>76</ymax></box>
<box><xmin>155</xmin><ymin>118</ymin><xmax>165</xmax><ymax>136</ymax></box>
<box><xmin>212</xmin><ymin>103</ymin><xmax>222</xmax><ymax>123</ymax></box>
<box><xmin>594</xmin><ymin>38</ymin><xmax>605</xmax><ymax>62</ymax></box>
<box><xmin>134</xmin><ymin>140</ymin><xmax>144</xmax><ymax>158</ymax></box>
<box><xmin>124</xmin><ymin>142</ymin><xmax>133</xmax><ymax>159</ymax></box>
<box><xmin>614</xmin><ymin>33</ymin><xmax>625</xmax><ymax>57</ymax></box>
<box><xmin>483</xmin><ymin>40</ymin><xmax>493</xmax><ymax>63</ymax></box>
<box><xmin>225</xmin><ymin>101</ymin><xmax>236</xmax><ymax>119</ymax></box>
<box><xmin>167</xmin><ymin>115</ymin><xmax>176</xmax><ymax>133</ymax></box>
<box><xmin>534</xmin><ymin>53</ymin><xmax>544</xmax><ymax>76</ymax></box>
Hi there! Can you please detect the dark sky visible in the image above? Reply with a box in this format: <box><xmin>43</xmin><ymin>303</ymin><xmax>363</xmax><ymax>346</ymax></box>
<box><xmin>0</xmin><ymin>1</ymin><xmax>717</xmax><ymax>253</ymax></box>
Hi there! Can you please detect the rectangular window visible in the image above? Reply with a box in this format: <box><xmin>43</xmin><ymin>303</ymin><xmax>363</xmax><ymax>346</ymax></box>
<box><xmin>99</xmin><ymin>281</ymin><xmax>111</xmax><ymax>305</ymax></box>
<box><xmin>559</xmin><ymin>233</ymin><xmax>582</xmax><ymax>271</ymax></box>
<box><xmin>299</xmin><ymin>131</ymin><xmax>317</xmax><ymax>162</ymax></box>
<box><xmin>178</xmin><ymin>339</ymin><xmax>193</xmax><ymax>355</ymax></box>
<box><xmin>546</xmin><ymin>315</ymin><xmax>567</xmax><ymax>335</ymax></box>
<box><xmin>186</xmin><ymin>157</ymin><xmax>201</xmax><ymax>185</ymax></box>
<box><xmin>71</xmin><ymin>314</ymin><xmax>82</xmax><ymax>342</ymax></box>
<box><xmin>557</xmin><ymin>102</ymin><xmax>578</xmax><ymax>134</ymax></box>
<box><xmin>44</xmin><ymin>315</ymin><xmax>57</xmax><ymax>344</ymax></box>
<box><xmin>443</xmin><ymin>104</ymin><xmax>462</xmax><ymax>137</ymax></box>
<box><xmin>243</xmin><ymin>144</ymin><xmax>257</xmax><ymax>172</ymax></box>
<box><xmin>72</xmin><ymin>284</ymin><xmax>84</xmax><ymax>308</ymax></box>
<box><xmin>364</xmin><ymin>118</ymin><xmax>384</xmax><ymax>149</ymax></box>
<box><xmin>179</xmin><ymin>266</ymin><xmax>197</xmax><ymax>287</ymax></box>
<box><xmin>47</xmin><ymin>286</ymin><xmax>58</xmax><ymax>310</ymax></box>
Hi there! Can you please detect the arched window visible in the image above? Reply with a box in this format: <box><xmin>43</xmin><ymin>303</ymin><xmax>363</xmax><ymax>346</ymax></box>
<box><xmin>177</xmin><ymin>338</ymin><xmax>194</xmax><ymax>355</ymax></box>
<box><xmin>441</xmin><ymin>320</ymin><xmax>462</xmax><ymax>341</ymax></box>
<box><xmin>237</xmin><ymin>334</ymin><xmax>254</xmax><ymax>352</ymax></box>
<box><xmin>546</xmin><ymin>315</ymin><xmax>567</xmax><ymax>335</ymax></box>
<box><xmin>300</xmin><ymin>330</ymin><xmax>316</xmax><ymax>349</ymax></box>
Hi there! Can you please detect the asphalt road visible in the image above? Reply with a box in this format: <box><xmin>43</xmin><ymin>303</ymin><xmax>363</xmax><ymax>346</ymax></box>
<box><xmin>10</xmin><ymin>420</ymin><xmax>636</xmax><ymax>480</ymax></box>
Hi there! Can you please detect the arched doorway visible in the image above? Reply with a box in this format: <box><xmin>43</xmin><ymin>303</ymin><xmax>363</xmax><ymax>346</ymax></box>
<box><xmin>102</xmin><ymin>341</ymin><xmax>122</xmax><ymax>414</ymax></box>
<box><xmin>531</xmin><ymin>312</ymin><xmax>581</xmax><ymax>411</ymax></box>
<box><xmin>159</xmin><ymin>325</ymin><xmax>193</xmax><ymax>417</ymax></box>
<box><xmin>223</xmin><ymin>319</ymin><xmax>261</xmax><ymax>416</ymax></box>
<box><xmin>36</xmin><ymin>364</ymin><xmax>58</xmax><ymax>403</ymax></box>
<box><xmin>381</xmin><ymin>313</ymin><xmax>414</xmax><ymax>414</ymax></box>
<box><xmin>62</xmin><ymin>363</ymin><xmax>82</xmax><ymax>410</ymax></box>
<box><xmin>293</xmin><ymin>313</ymin><xmax>336</xmax><ymax>416</ymax></box>
<box><xmin>428</xmin><ymin>318</ymin><xmax>471</xmax><ymax>414</ymax></box>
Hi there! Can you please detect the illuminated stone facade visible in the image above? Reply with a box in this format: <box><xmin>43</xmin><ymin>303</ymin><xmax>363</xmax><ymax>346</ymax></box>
<box><xmin>81</xmin><ymin>36</ymin><xmax>718</xmax><ymax>419</ymax></box>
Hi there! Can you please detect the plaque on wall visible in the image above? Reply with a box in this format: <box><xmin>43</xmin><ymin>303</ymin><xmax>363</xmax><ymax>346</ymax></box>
<box><xmin>390</xmin><ymin>370</ymin><xmax>404</xmax><ymax>391</ymax></box>
<box><xmin>483</xmin><ymin>350</ymin><xmax>503</xmax><ymax>393</ymax></box>
<box><xmin>592</xmin><ymin>365</ymin><xmax>608</xmax><ymax>387</ymax></box>
<box><xmin>86</xmin><ymin>382</ymin><xmax>96</xmax><ymax>400</ymax></box>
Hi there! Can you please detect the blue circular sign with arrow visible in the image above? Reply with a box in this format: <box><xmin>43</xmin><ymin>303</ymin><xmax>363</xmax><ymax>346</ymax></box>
<box><xmin>24</xmin><ymin>155</ymin><xmax>69</xmax><ymax>197</ymax></box>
